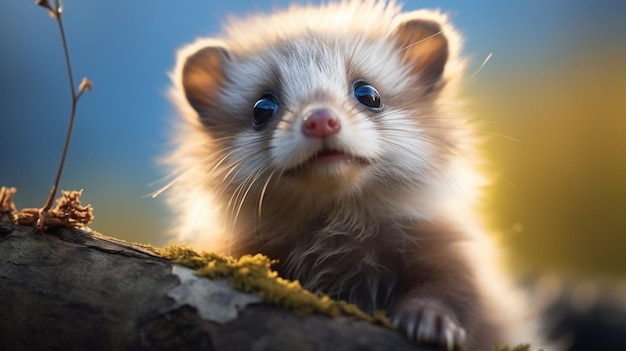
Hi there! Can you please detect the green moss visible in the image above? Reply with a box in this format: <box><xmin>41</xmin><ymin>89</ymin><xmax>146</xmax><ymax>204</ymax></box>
<box><xmin>157</xmin><ymin>243</ymin><xmax>392</xmax><ymax>328</ymax></box>
<box><xmin>156</xmin><ymin>244</ymin><xmax>540</xmax><ymax>351</ymax></box>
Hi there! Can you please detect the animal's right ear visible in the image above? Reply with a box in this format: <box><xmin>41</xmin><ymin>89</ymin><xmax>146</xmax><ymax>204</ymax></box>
<box><xmin>181</xmin><ymin>45</ymin><xmax>230</xmax><ymax>113</ymax></box>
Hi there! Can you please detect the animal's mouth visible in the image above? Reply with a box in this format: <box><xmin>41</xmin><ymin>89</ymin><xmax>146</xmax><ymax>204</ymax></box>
<box><xmin>285</xmin><ymin>148</ymin><xmax>371</xmax><ymax>176</ymax></box>
<box><xmin>307</xmin><ymin>148</ymin><xmax>371</xmax><ymax>166</ymax></box>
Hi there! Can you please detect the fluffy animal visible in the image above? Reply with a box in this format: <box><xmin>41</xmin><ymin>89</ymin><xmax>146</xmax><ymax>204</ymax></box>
<box><xmin>165</xmin><ymin>1</ymin><xmax>543</xmax><ymax>349</ymax></box>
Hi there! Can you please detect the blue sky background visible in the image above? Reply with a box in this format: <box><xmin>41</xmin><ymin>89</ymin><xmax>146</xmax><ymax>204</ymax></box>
<box><xmin>1</xmin><ymin>1</ymin><xmax>625</xmax><ymax>277</ymax></box>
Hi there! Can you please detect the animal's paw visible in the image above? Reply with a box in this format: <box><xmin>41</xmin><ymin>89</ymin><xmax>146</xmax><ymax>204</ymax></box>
<box><xmin>391</xmin><ymin>298</ymin><xmax>466</xmax><ymax>350</ymax></box>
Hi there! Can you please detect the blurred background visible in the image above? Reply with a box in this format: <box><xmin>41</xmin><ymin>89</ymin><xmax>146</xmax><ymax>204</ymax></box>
<box><xmin>1</xmin><ymin>1</ymin><xmax>625</xmax><ymax>281</ymax></box>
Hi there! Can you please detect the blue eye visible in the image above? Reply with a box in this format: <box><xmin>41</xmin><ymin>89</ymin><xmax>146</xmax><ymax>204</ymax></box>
<box><xmin>253</xmin><ymin>94</ymin><xmax>278</xmax><ymax>129</ymax></box>
<box><xmin>353</xmin><ymin>82</ymin><xmax>383</xmax><ymax>111</ymax></box>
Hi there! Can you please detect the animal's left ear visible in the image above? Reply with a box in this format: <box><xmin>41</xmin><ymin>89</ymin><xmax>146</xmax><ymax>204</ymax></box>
<box><xmin>392</xmin><ymin>14</ymin><xmax>449</xmax><ymax>92</ymax></box>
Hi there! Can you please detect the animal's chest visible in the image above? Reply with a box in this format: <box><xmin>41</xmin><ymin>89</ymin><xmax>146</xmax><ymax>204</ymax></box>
<box><xmin>267</xmin><ymin>227</ymin><xmax>415</xmax><ymax>313</ymax></box>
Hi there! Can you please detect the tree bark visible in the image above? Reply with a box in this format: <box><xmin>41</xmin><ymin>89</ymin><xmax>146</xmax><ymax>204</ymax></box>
<box><xmin>0</xmin><ymin>223</ymin><xmax>423</xmax><ymax>351</ymax></box>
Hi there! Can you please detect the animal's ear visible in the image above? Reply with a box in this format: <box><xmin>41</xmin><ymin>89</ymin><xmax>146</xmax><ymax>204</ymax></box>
<box><xmin>181</xmin><ymin>45</ymin><xmax>231</xmax><ymax>113</ymax></box>
<box><xmin>392</xmin><ymin>15</ymin><xmax>449</xmax><ymax>92</ymax></box>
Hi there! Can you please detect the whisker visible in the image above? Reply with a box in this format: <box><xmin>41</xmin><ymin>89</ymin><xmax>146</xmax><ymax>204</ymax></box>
<box><xmin>148</xmin><ymin>175</ymin><xmax>182</xmax><ymax>199</ymax></box>
<box><xmin>359</xmin><ymin>30</ymin><xmax>443</xmax><ymax>80</ymax></box>
<box><xmin>257</xmin><ymin>170</ymin><xmax>276</xmax><ymax>219</ymax></box>
<box><xmin>417</xmin><ymin>126</ymin><xmax>519</xmax><ymax>142</ymax></box>
<box><xmin>147</xmin><ymin>148</ymin><xmax>234</xmax><ymax>199</ymax></box>
<box><xmin>470</xmin><ymin>52</ymin><xmax>493</xmax><ymax>78</ymax></box>
<box><xmin>232</xmin><ymin>171</ymin><xmax>259</xmax><ymax>226</ymax></box>
<box><xmin>501</xmin><ymin>175</ymin><xmax>516</xmax><ymax>189</ymax></box>
<box><xmin>398</xmin><ymin>31</ymin><xmax>443</xmax><ymax>54</ymax></box>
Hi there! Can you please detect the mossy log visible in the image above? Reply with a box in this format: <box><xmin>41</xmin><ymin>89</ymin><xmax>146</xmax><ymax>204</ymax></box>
<box><xmin>0</xmin><ymin>223</ymin><xmax>423</xmax><ymax>351</ymax></box>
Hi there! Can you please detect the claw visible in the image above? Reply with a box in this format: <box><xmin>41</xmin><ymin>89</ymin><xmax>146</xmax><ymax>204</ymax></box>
<box><xmin>445</xmin><ymin>328</ymin><xmax>454</xmax><ymax>351</ymax></box>
<box><xmin>391</xmin><ymin>299</ymin><xmax>467</xmax><ymax>350</ymax></box>
<box><xmin>417</xmin><ymin>309</ymin><xmax>434</xmax><ymax>341</ymax></box>
<box><xmin>406</xmin><ymin>317</ymin><xmax>416</xmax><ymax>341</ymax></box>
<box><xmin>457</xmin><ymin>328</ymin><xmax>467</xmax><ymax>346</ymax></box>
<box><xmin>392</xmin><ymin>316</ymin><xmax>401</xmax><ymax>328</ymax></box>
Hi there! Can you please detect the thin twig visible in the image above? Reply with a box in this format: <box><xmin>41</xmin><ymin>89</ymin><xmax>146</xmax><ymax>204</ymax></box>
<box><xmin>40</xmin><ymin>1</ymin><xmax>90</xmax><ymax>212</ymax></box>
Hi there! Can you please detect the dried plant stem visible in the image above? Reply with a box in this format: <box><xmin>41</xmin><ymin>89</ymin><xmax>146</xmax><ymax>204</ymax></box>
<box><xmin>41</xmin><ymin>3</ymin><xmax>87</xmax><ymax>212</ymax></box>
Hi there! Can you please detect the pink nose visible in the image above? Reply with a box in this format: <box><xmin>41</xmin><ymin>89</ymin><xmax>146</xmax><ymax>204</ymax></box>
<box><xmin>301</xmin><ymin>109</ymin><xmax>341</xmax><ymax>138</ymax></box>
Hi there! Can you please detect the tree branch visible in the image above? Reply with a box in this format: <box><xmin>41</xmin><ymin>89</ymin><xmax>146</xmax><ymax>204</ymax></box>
<box><xmin>0</xmin><ymin>223</ymin><xmax>423</xmax><ymax>351</ymax></box>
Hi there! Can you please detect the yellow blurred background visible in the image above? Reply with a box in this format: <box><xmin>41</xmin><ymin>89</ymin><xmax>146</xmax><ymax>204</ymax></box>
<box><xmin>473</xmin><ymin>36</ymin><xmax>626</xmax><ymax>277</ymax></box>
